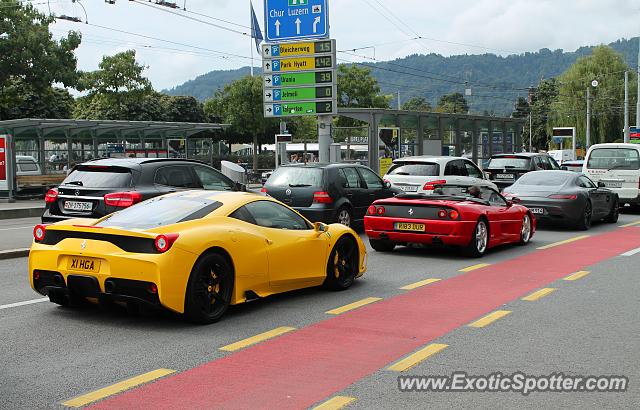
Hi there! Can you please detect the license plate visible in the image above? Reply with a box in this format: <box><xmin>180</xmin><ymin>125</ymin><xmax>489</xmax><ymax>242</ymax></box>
<box><xmin>64</xmin><ymin>201</ymin><xmax>92</xmax><ymax>212</ymax></box>
<box><xmin>67</xmin><ymin>257</ymin><xmax>101</xmax><ymax>273</ymax></box>
<box><xmin>496</xmin><ymin>174</ymin><xmax>515</xmax><ymax>180</ymax></box>
<box><xmin>399</xmin><ymin>185</ymin><xmax>419</xmax><ymax>192</ymax></box>
<box><xmin>604</xmin><ymin>182</ymin><xmax>622</xmax><ymax>188</ymax></box>
<box><xmin>394</xmin><ymin>222</ymin><xmax>426</xmax><ymax>232</ymax></box>
<box><xmin>529</xmin><ymin>207</ymin><xmax>544</xmax><ymax>215</ymax></box>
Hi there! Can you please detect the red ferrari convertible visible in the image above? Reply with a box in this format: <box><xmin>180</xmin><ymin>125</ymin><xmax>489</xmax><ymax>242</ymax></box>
<box><xmin>364</xmin><ymin>185</ymin><xmax>535</xmax><ymax>257</ymax></box>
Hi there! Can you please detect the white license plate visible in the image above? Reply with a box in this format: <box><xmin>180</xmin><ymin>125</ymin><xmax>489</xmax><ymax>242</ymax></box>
<box><xmin>529</xmin><ymin>207</ymin><xmax>544</xmax><ymax>214</ymax></box>
<box><xmin>64</xmin><ymin>201</ymin><xmax>92</xmax><ymax>212</ymax></box>
<box><xmin>496</xmin><ymin>174</ymin><xmax>515</xmax><ymax>180</ymax></box>
<box><xmin>604</xmin><ymin>182</ymin><xmax>622</xmax><ymax>188</ymax></box>
<box><xmin>399</xmin><ymin>185</ymin><xmax>419</xmax><ymax>192</ymax></box>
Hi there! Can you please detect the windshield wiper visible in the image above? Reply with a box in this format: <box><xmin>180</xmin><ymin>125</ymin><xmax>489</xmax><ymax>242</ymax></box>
<box><xmin>288</xmin><ymin>184</ymin><xmax>311</xmax><ymax>187</ymax></box>
<box><xmin>65</xmin><ymin>181</ymin><xmax>83</xmax><ymax>186</ymax></box>
<box><xmin>607</xmin><ymin>164</ymin><xmax>629</xmax><ymax>171</ymax></box>
<box><xmin>393</xmin><ymin>172</ymin><xmax>411</xmax><ymax>175</ymax></box>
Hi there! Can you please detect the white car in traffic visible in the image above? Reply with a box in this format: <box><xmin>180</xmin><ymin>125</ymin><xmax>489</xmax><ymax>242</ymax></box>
<box><xmin>383</xmin><ymin>156</ymin><xmax>498</xmax><ymax>194</ymax></box>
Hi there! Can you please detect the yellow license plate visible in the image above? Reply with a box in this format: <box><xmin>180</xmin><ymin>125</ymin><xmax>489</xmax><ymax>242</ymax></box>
<box><xmin>394</xmin><ymin>222</ymin><xmax>426</xmax><ymax>232</ymax></box>
<box><xmin>67</xmin><ymin>257</ymin><xmax>101</xmax><ymax>273</ymax></box>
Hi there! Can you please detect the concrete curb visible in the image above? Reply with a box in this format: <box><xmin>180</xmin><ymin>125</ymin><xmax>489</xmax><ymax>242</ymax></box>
<box><xmin>0</xmin><ymin>248</ymin><xmax>30</xmax><ymax>260</ymax></box>
<box><xmin>0</xmin><ymin>207</ymin><xmax>44</xmax><ymax>220</ymax></box>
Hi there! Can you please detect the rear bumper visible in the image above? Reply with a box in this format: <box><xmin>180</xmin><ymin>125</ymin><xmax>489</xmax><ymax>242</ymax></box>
<box><xmin>518</xmin><ymin>198</ymin><xmax>584</xmax><ymax>223</ymax></box>
<box><xmin>294</xmin><ymin>206</ymin><xmax>336</xmax><ymax>224</ymax></box>
<box><xmin>29</xmin><ymin>242</ymin><xmax>197</xmax><ymax>313</ymax></box>
<box><xmin>364</xmin><ymin>216</ymin><xmax>475</xmax><ymax>246</ymax></box>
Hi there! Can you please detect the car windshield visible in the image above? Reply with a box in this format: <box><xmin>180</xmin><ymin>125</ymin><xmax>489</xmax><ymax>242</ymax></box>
<box><xmin>63</xmin><ymin>166</ymin><xmax>132</xmax><ymax>188</ymax></box>
<box><xmin>268</xmin><ymin>167</ymin><xmax>323</xmax><ymax>187</ymax></box>
<box><xmin>97</xmin><ymin>194</ymin><xmax>223</xmax><ymax>230</ymax></box>
<box><xmin>488</xmin><ymin>157</ymin><xmax>531</xmax><ymax>169</ymax></box>
<box><xmin>587</xmin><ymin>148</ymin><xmax>640</xmax><ymax>170</ymax></box>
<box><xmin>516</xmin><ymin>172</ymin><xmax>572</xmax><ymax>186</ymax></box>
<box><xmin>387</xmin><ymin>162</ymin><xmax>439</xmax><ymax>176</ymax></box>
<box><xmin>398</xmin><ymin>185</ymin><xmax>491</xmax><ymax>204</ymax></box>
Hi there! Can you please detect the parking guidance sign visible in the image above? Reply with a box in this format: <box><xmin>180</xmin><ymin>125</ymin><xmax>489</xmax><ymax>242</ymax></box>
<box><xmin>264</xmin><ymin>0</ymin><xmax>329</xmax><ymax>42</ymax></box>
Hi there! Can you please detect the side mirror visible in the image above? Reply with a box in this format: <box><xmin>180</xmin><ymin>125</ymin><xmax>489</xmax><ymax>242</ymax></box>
<box><xmin>597</xmin><ymin>181</ymin><xmax>606</xmax><ymax>188</ymax></box>
<box><xmin>384</xmin><ymin>181</ymin><xmax>392</xmax><ymax>189</ymax></box>
<box><xmin>314</xmin><ymin>222</ymin><xmax>329</xmax><ymax>233</ymax></box>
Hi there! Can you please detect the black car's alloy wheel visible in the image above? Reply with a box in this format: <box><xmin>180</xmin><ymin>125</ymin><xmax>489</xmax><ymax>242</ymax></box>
<box><xmin>336</xmin><ymin>206</ymin><xmax>352</xmax><ymax>227</ymax></box>
<box><xmin>576</xmin><ymin>201</ymin><xmax>592</xmax><ymax>231</ymax></box>
<box><xmin>605</xmin><ymin>198</ymin><xmax>619</xmax><ymax>223</ymax></box>
<box><xmin>324</xmin><ymin>237</ymin><xmax>358</xmax><ymax>290</ymax></box>
<box><xmin>185</xmin><ymin>253</ymin><xmax>234</xmax><ymax>324</ymax></box>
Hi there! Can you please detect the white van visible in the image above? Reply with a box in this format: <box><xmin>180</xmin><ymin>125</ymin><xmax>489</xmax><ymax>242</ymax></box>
<box><xmin>583</xmin><ymin>143</ymin><xmax>640</xmax><ymax>206</ymax></box>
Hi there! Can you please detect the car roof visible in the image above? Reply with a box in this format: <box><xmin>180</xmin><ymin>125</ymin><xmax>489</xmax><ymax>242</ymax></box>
<box><xmin>588</xmin><ymin>143</ymin><xmax>640</xmax><ymax>150</ymax></box>
<box><xmin>279</xmin><ymin>163</ymin><xmax>367</xmax><ymax>169</ymax></box>
<box><xmin>491</xmin><ymin>152</ymin><xmax>545</xmax><ymax>158</ymax></box>
<box><xmin>392</xmin><ymin>156</ymin><xmax>467</xmax><ymax>164</ymax></box>
<box><xmin>82</xmin><ymin>158</ymin><xmax>208</xmax><ymax>168</ymax></box>
<box><xmin>522</xmin><ymin>170</ymin><xmax>577</xmax><ymax>177</ymax></box>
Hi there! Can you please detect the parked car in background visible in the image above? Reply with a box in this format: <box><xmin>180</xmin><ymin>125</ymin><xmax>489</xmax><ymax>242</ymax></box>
<box><xmin>548</xmin><ymin>149</ymin><xmax>575</xmax><ymax>165</ymax></box>
<box><xmin>583</xmin><ymin>143</ymin><xmax>640</xmax><ymax>208</ymax></box>
<box><xmin>561</xmin><ymin>160</ymin><xmax>584</xmax><ymax>173</ymax></box>
<box><xmin>383</xmin><ymin>156</ymin><xmax>497</xmax><ymax>195</ymax></box>
<box><xmin>503</xmin><ymin>170</ymin><xmax>619</xmax><ymax>230</ymax></box>
<box><xmin>261</xmin><ymin>170</ymin><xmax>273</xmax><ymax>185</ymax></box>
<box><xmin>42</xmin><ymin>158</ymin><xmax>243</xmax><ymax>223</ymax></box>
<box><xmin>485</xmin><ymin>153</ymin><xmax>561</xmax><ymax>190</ymax></box>
<box><xmin>16</xmin><ymin>155</ymin><xmax>42</xmax><ymax>176</ymax></box>
<box><xmin>263</xmin><ymin>163</ymin><xmax>399</xmax><ymax>227</ymax></box>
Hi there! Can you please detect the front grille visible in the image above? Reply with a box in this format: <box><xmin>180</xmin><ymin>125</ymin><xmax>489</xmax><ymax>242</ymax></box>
<box><xmin>41</xmin><ymin>230</ymin><xmax>158</xmax><ymax>254</ymax></box>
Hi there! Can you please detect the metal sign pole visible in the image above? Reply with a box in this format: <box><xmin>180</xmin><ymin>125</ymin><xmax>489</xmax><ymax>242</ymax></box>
<box><xmin>7</xmin><ymin>134</ymin><xmax>16</xmax><ymax>203</ymax></box>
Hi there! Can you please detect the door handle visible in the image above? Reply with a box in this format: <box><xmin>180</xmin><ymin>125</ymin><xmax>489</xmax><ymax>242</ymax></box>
<box><xmin>346</xmin><ymin>193</ymin><xmax>353</xmax><ymax>198</ymax></box>
<box><xmin>265</xmin><ymin>238</ymin><xmax>273</xmax><ymax>245</ymax></box>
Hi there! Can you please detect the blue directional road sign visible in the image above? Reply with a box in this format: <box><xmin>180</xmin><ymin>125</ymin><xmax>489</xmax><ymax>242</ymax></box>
<box><xmin>264</xmin><ymin>0</ymin><xmax>329</xmax><ymax>42</ymax></box>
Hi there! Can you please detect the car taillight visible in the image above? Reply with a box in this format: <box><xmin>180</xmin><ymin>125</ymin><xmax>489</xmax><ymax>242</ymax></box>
<box><xmin>367</xmin><ymin>205</ymin><xmax>377</xmax><ymax>215</ymax></box>
<box><xmin>437</xmin><ymin>209</ymin><xmax>447</xmax><ymax>218</ymax></box>
<box><xmin>104</xmin><ymin>191</ymin><xmax>142</xmax><ymax>208</ymax></box>
<box><xmin>548</xmin><ymin>194</ymin><xmax>577</xmax><ymax>200</ymax></box>
<box><xmin>45</xmin><ymin>188</ymin><xmax>58</xmax><ymax>203</ymax></box>
<box><xmin>261</xmin><ymin>187</ymin><xmax>267</xmax><ymax>194</ymax></box>
<box><xmin>154</xmin><ymin>233</ymin><xmax>179</xmax><ymax>253</ymax></box>
<box><xmin>449</xmin><ymin>210</ymin><xmax>460</xmax><ymax>220</ymax></box>
<box><xmin>313</xmin><ymin>191</ymin><xmax>333</xmax><ymax>204</ymax></box>
<box><xmin>423</xmin><ymin>180</ymin><xmax>447</xmax><ymax>190</ymax></box>
<box><xmin>376</xmin><ymin>206</ymin><xmax>385</xmax><ymax>216</ymax></box>
<box><xmin>33</xmin><ymin>224</ymin><xmax>48</xmax><ymax>242</ymax></box>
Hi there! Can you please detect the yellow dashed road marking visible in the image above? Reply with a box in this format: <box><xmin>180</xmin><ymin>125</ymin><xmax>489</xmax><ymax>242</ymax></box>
<box><xmin>522</xmin><ymin>288</ymin><xmax>556</xmax><ymax>301</ymax></box>
<box><xmin>387</xmin><ymin>343</ymin><xmax>448</xmax><ymax>372</ymax></box>
<box><xmin>621</xmin><ymin>220</ymin><xmax>640</xmax><ymax>228</ymax></box>
<box><xmin>537</xmin><ymin>235</ymin><xmax>589</xmax><ymax>250</ymax></box>
<box><xmin>468</xmin><ymin>310</ymin><xmax>512</xmax><ymax>328</ymax></box>
<box><xmin>563</xmin><ymin>270</ymin><xmax>590</xmax><ymax>281</ymax></box>
<box><xmin>312</xmin><ymin>396</ymin><xmax>357</xmax><ymax>410</ymax></box>
<box><xmin>459</xmin><ymin>263</ymin><xmax>490</xmax><ymax>272</ymax></box>
<box><xmin>62</xmin><ymin>369</ymin><xmax>175</xmax><ymax>408</ymax></box>
<box><xmin>325</xmin><ymin>297</ymin><xmax>382</xmax><ymax>315</ymax></box>
<box><xmin>220</xmin><ymin>326</ymin><xmax>296</xmax><ymax>352</ymax></box>
<box><xmin>400</xmin><ymin>278</ymin><xmax>441</xmax><ymax>290</ymax></box>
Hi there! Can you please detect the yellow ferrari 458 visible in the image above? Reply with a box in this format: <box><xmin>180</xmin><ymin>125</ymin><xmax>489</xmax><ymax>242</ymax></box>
<box><xmin>29</xmin><ymin>191</ymin><xmax>367</xmax><ymax>323</ymax></box>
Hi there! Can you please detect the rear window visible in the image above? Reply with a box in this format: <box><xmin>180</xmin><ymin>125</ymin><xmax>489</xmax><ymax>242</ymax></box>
<box><xmin>587</xmin><ymin>148</ymin><xmax>640</xmax><ymax>170</ymax></box>
<box><xmin>18</xmin><ymin>161</ymin><xmax>38</xmax><ymax>172</ymax></box>
<box><xmin>97</xmin><ymin>195</ymin><xmax>222</xmax><ymax>230</ymax></box>
<box><xmin>488</xmin><ymin>157</ymin><xmax>531</xmax><ymax>169</ymax></box>
<box><xmin>387</xmin><ymin>162</ymin><xmax>439</xmax><ymax>176</ymax></box>
<box><xmin>268</xmin><ymin>167</ymin><xmax>323</xmax><ymax>187</ymax></box>
<box><xmin>63</xmin><ymin>166</ymin><xmax>132</xmax><ymax>188</ymax></box>
<box><xmin>516</xmin><ymin>172</ymin><xmax>572</xmax><ymax>186</ymax></box>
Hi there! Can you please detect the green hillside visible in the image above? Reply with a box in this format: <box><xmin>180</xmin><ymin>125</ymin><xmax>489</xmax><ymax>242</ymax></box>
<box><xmin>163</xmin><ymin>37</ymin><xmax>639</xmax><ymax>116</ymax></box>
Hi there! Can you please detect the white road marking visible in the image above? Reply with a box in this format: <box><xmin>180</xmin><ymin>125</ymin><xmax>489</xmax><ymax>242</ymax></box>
<box><xmin>0</xmin><ymin>225</ymin><xmax>33</xmax><ymax>231</ymax></box>
<box><xmin>621</xmin><ymin>248</ymin><xmax>640</xmax><ymax>257</ymax></box>
<box><xmin>0</xmin><ymin>298</ymin><xmax>48</xmax><ymax>310</ymax></box>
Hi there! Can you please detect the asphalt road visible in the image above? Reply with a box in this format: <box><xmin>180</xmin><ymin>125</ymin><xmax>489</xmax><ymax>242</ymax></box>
<box><xmin>1</xmin><ymin>212</ymin><xmax>639</xmax><ymax>409</ymax></box>
<box><xmin>0</xmin><ymin>217</ymin><xmax>40</xmax><ymax>251</ymax></box>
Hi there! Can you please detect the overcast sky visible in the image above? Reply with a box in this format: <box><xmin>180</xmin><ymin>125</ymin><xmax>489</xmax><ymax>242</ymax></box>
<box><xmin>41</xmin><ymin>0</ymin><xmax>640</xmax><ymax>91</ymax></box>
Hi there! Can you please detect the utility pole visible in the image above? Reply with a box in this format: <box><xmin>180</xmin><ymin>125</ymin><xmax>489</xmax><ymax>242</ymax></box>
<box><xmin>624</xmin><ymin>71</ymin><xmax>630</xmax><ymax>143</ymax></box>
<box><xmin>586</xmin><ymin>87</ymin><xmax>591</xmax><ymax>149</ymax></box>
<box><xmin>529</xmin><ymin>113</ymin><xmax>533</xmax><ymax>152</ymax></box>
<box><xmin>397</xmin><ymin>91</ymin><xmax>401</xmax><ymax>110</ymax></box>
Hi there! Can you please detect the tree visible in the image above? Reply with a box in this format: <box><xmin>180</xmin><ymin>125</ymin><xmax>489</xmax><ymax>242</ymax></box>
<box><xmin>551</xmin><ymin>45</ymin><xmax>637</xmax><ymax>146</ymax></box>
<box><xmin>402</xmin><ymin>96</ymin><xmax>432</xmax><ymax>112</ymax></box>
<box><xmin>529</xmin><ymin>79</ymin><xmax>559</xmax><ymax>150</ymax></box>
<box><xmin>337</xmin><ymin>65</ymin><xmax>391</xmax><ymax>109</ymax></box>
<box><xmin>203</xmin><ymin>76</ymin><xmax>279</xmax><ymax>170</ymax></box>
<box><xmin>436</xmin><ymin>92</ymin><xmax>469</xmax><ymax>114</ymax></box>
<box><xmin>0</xmin><ymin>0</ymin><xmax>81</xmax><ymax>119</ymax></box>
<box><xmin>160</xmin><ymin>95</ymin><xmax>206</xmax><ymax>123</ymax></box>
